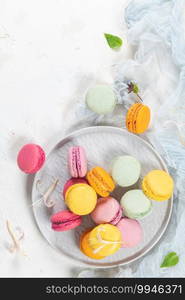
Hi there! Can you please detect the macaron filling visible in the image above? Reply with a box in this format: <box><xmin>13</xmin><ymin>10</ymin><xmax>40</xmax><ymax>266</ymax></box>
<box><xmin>70</xmin><ymin>147</ymin><xmax>87</xmax><ymax>177</ymax></box>
<box><xmin>52</xmin><ymin>216</ymin><xmax>81</xmax><ymax>229</ymax></box>
<box><xmin>76</xmin><ymin>147</ymin><xmax>82</xmax><ymax>175</ymax></box>
<box><xmin>110</xmin><ymin>207</ymin><xmax>123</xmax><ymax>225</ymax></box>
<box><xmin>90</xmin><ymin>169</ymin><xmax>113</xmax><ymax>194</ymax></box>
<box><xmin>71</xmin><ymin>147</ymin><xmax>80</xmax><ymax>177</ymax></box>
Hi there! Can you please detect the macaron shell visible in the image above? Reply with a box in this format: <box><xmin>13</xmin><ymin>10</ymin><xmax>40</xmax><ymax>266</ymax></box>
<box><xmin>135</xmin><ymin>105</ymin><xmax>150</xmax><ymax>134</ymax></box>
<box><xmin>65</xmin><ymin>183</ymin><xmax>97</xmax><ymax>215</ymax></box>
<box><xmin>142</xmin><ymin>170</ymin><xmax>174</xmax><ymax>201</ymax></box>
<box><xmin>87</xmin><ymin>166</ymin><xmax>115</xmax><ymax>197</ymax></box>
<box><xmin>131</xmin><ymin>103</ymin><xmax>142</xmax><ymax>133</ymax></box>
<box><xmin>50</xmin><ymin>210</ymin><xmax>82</xmax><ymax>231</ymax></box>
<box><xmin>77</xmin><ymin>146</ymin><xmax>87</xmax><ymax>177</ymax></box>
<box><xmin>126</xmin><ymin>103</ymin><xmax>141</xmax><ymax>133</ymax></box>
<box><xmin>111</xmin><ymin>155</ymin><xmax>141</xmax><ymax>187</ymax></box>
<box><xmin>117</xmin><ymin>217</ymin><xmax>143</xmax><ymax>248</ymax></box>
<box><xmin>131</xmin><ymin>103</ymin><xmax>143</xmax><ymax>134</ymax></box>
<box><xmin>121</xmin><ymin>189</ymin><xmax>152</xmax><ymax>219</ymax></box>
<box><xmin>17</xmin><ymin>144</ymin><xmax>45</xmax><ymax>174</ymax></box>
<box><xmin>86</xmin><ymin>85</ymin><xmax>116</xmax><ymax>115</ymax></box>
<box><xmin>63</xmin><ymin>178</ymin><xmax>88</xmax><ymax>198</ymax></box>
<box><xmin>91</xmin><ymin>197</ymin><xmax>122</xmax><ymax>225</ymax></box>
<box><xmin>68</xmin><ymin>146</ymin><xmax>87</xmax><ymax>178</ymax></box>
<box><xmin>80</xmin><ymin>230</ymin><xmax>105</xmax><ymax>260</ymax></box>
<box><xmin>88</xmin><ymin>224</ymin><xmax>121</xmax><ymax>257</ymax></box>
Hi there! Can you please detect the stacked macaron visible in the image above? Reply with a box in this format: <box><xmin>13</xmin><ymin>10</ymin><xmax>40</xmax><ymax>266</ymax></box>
<box><xmin>51</xmin><ymin>146</ymin><xmax>97</xmax><ymax>231</ymax></box>
<box><xmin>17</xmin><ymin>143</ymin><xmax>174</xmax><ymax>260</ymax></box>
<box><xmin>49</xmin><ymin>145</ymin><xmax>174</xmax><ymax>261</ymax></box>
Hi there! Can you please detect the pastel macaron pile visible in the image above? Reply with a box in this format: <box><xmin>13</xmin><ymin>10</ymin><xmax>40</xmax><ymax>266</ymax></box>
<box><xmin>16</xmin><ymin>143</ymin><xmax>174</xmax><ymax>260</ymax></box>
<box><xmin>50</xmin><ymin>146</ymin><xmax>174</xmax><ymax>260</ymax></box>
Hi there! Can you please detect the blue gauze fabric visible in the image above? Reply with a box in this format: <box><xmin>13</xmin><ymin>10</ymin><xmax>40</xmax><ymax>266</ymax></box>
<box><xmin>121</xmin><ymin>0</ymin><xmax>185</xmax><ymax>277</ymax></box>
<box><xmin>76</xmin><ymin>0</ymin><xmax>185</xmax><ymax>277</ymax></box>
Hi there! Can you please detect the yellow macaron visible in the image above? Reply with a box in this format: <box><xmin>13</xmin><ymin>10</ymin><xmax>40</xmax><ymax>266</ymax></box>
<box><xmin>142</xmin><ymin>170</ymin><xmax>174</xmax><ymax>201</ymax></box>
<box><xmin>80</xmin><ymin>229</ymin><xmax>105</xmax><ymax>260</ymax></box>
<box><xmin>88</xmin><ymin>224</ymin><xmax>121</xmax><ymax>257</ymax></box>
<box><xmin>65</xmin><ymin>183</ymin><xmax>97</xmax><ymax>215</ymax></box>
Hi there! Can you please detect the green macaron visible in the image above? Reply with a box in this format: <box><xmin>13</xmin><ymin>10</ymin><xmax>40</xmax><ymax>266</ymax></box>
<box><xmin>86</xmin><ymin>85</ymin><xmax>116</xmax><ymax>115</ymax></box>
<box><xmin>111</xmin><ymin>155</ymin><xmax>141</xmax><ymax>187</ymax></box>
<box><xmin>121</xmin><ymin>189</ymin><xmax>152</xmax><ymax>219</ymax></box>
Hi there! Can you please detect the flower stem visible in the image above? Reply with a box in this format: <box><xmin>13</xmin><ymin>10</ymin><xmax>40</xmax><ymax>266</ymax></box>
<box><xmin>136</xmin><ymin>93</ymin><xmax>143</xmax><ymax>103</ymax></box>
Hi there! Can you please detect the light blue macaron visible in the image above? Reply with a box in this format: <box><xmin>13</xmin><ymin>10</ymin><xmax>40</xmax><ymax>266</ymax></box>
<box><xmin>121</xmin><ymin>189</ymin><xmax>152</xmax><ymax>219</ymax></box>
<box><xmin>86</xmin><ymin>85</ymin><xmax>116</xmax><ymax>115</ymax></box>
<box><xmin>111</xmin><ymin>155</ymin><xmax>141</xmax><ymax>187</ymax></box>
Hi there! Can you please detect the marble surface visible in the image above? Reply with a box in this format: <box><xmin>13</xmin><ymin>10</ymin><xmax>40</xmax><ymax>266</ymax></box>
<box><xmin>0</xmin><ymin>0</ymin><xmax>131</xmax><ymax>277</ymax></box>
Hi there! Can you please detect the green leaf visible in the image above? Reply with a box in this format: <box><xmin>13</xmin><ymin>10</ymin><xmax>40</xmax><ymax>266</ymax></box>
<box><xmin>127</xmin><ymin>82</ymin><xmax>139</xmax><ymax>94</ymax></box>
<box><xmin>104</xmin><ymin>33</ymin><xmax>123</xmax><ymax>49</ymax></box>
<box><xmin>160</xmin><ymin>252</ymin><xmax>179</xmax><ymax>268</ymax></box>
<box><xmin>132</xmin><ymin>83</ymin><xmax>139</xmax><ymax>94</ymax></box>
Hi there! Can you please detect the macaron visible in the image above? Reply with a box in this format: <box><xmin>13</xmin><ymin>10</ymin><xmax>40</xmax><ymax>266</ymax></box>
<box><xmin>86</xmin><ymin>85</ymin><xmax>116</xmax><ymax>115</ymax></box>
<box><xmin>68</xmin><ymin>146</ymin><xmax>87</xmax><ymax>178</ymax></box>
<box><xmin>116</xmin><ymin>217</ymin><xmax>143</xmax><ymax>248</ymax></box>
<box><xmin>86</xmin><ymin>166</ymin><xmax>115</xmax><ymax>197</ymax></box>
<box><xmin>17</xmin><ymin>143</ymin><xmax>45</xmax><ymax>174</ymax></box>
<box><xmin>91</xmin><ymin>197</ymin><xmax>122</xmax><ymax>225</ymax></box>
<box><xmin>126</xmin><ymin>103</ymin><xmax>151</xmax><ymax>134</ymax></box>
<box><xmin>142</xmin><ymin>170</ymin><xmax>174</xmax><ymax>201</ymax></box>
<box><xmin>63</xmin><ymin>178</ymin><xmax>88</xmax><ymax>198</ymax></box>
<box><xmin>111</xmin><ymin>155</ymin><xmax>141</xmax><ymax>187</ymax></box>
<box><xmin>65</xmin><ymin>183</ymin><xmax>97</xmax><ymax>215</ymax></box>
<box><xmin>50</xmin><ymin>210</ymin><xmax>82</xmax><ymax>231</ymax></box>
<box><xmin>88</xmin><ymin>224</ymin><xmax>121</xmax><ymax>257</ymax></box>
<box><xmin>120</xmin><ymin>189</ymin><xmax>152</xmax><ymax>219</ymax></box>
<box><xmin>80</xmin><ymin>229</ymin><xmax>105</xmax><ymax>260</ymax></box>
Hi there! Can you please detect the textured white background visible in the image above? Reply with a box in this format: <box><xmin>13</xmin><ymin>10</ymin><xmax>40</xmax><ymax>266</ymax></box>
<box><xmin>0</xmin><ymin>0</ymin><xmax>131</xmax><ymax>277</ymax></box>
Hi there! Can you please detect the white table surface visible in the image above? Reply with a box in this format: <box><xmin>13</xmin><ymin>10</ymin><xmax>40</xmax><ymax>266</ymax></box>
<box><xmin>0</xmin><ymin>0</ymin><xmax>132</xmax><ymax>277</ymax></box>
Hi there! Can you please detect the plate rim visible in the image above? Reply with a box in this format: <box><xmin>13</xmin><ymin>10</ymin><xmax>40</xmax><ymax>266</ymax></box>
<box><xmin>32</xmin><ymin>125</ymin><xmax>173</xmax><ymax>269</ymax></box>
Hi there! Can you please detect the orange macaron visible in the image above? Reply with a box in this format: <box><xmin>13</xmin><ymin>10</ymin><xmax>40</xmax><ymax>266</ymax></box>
<box><xmin>80</xmin><ymin>229</ymin><xmax>105</xmax><ymax>260</ymax></box>
<box><xmin>86</xmin><ymin>166</ymin><xmax>115</xmax><ymax>197</ymax></box>
<box><xmin>126</xmin><ymin>103</ymin><xmax>151</xmax><ymax>134</ymax></box>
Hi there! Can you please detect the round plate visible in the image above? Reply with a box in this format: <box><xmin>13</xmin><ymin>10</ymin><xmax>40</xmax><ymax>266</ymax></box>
<box><xmin>32</xmin><ymin>126</ymin><xmax>173</xmax><ymax>268</ymax></box>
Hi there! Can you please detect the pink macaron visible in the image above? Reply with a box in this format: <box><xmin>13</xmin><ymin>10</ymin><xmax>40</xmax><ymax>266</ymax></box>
<box><xmin>91</xmin><ymin>197</ymin><xmax>122</xmax><ymax>225</ymax></box>
<box><xmin>116</xmin><ymin>217</ymin><xmax>143</xmax><ymax>248</ymax></box>
<box><xmin>17</xmin><ymin>143</ymin><xmax>45</xmax><ymax>174</ymax></box>
<box><xmin>63</xmin><ymin>178</ymin><xmax>88</xmax><ymax>198</ymax></box>
<box><xmin>50</xmin><ymin>210</ymin><xmax>82</xmax><ymax>231</ymax></box>
<box><xmin>68</xmin><ymin>146</ymin><xmax>87</xmax><ymax>178</ymax></box>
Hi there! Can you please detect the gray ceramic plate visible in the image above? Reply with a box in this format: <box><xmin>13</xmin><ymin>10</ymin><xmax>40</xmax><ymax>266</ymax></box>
<box><xmin>32</xmin><ymin>126</ymin><xmax>173</xmax><ymax>268</ymax></box>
